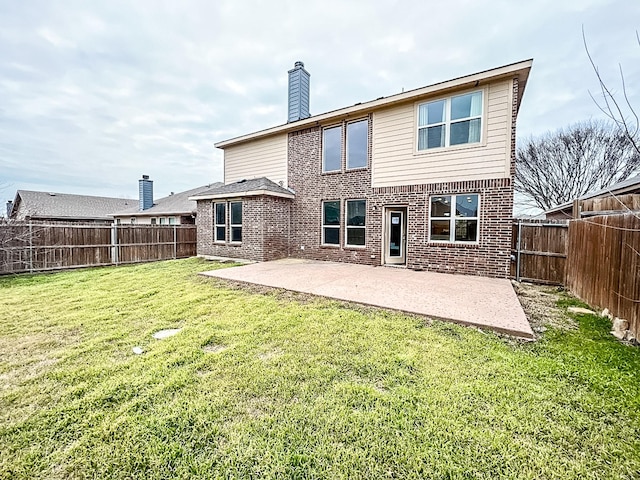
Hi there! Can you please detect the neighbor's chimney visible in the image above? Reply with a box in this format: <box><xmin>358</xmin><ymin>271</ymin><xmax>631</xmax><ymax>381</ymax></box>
<box><xmin>6</xmin><ymin>200</ymin><xmax>13</xmax><ymax>219</ymax></box>
<box><xmin>139</xmin><ymin>175</ymin><xmax>153</xmax><ymax>211</ymax></box>
<box><xmin>287</xmin><ymin>61</ymin><xmax>310</xmax><ymax>122</ymax></box>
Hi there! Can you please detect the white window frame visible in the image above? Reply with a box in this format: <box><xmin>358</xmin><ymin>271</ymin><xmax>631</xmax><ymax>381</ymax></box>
<box><xmin>168</xmin><ymin>216</ymin><xmax>176</xmax><ymax>225</ymax></box>
<box><xmin>346</xmin><ymin>119</ymin><xmax>369</xmax><ymax>170</ymax></box>
<box><xmin>345</xmin><ymin>199</ymin><xmax>366</xmax><ymax>247</ymax></box>
<box><xmin>130</xmin><ymin>217</ymin><xmax>136</xmax><ymax>224</ymax></box>
<box><xmin>159</xmin><ymin>217</ymin><xmax>166</xmax><ymax>225</ymax></box>
<box><xmin>429</xmin><ymin>193</ymin><xmax>480</xmax><ymax>244</ymax></box>
<box><xmin>230</xmin><ymin>201</ymin><xmax>242</xmax><ymax>243</ymax></box>
<box><xmin>214</xmin><ymin>202</ymin><xmax>226</xmax><ymax>243</ymax></box>
<box><xmin>417</xmin><ymin>90</ymin><xmax>484</xmax><ymax>151</ymax></box>
<box><xmin>321</xmin><ymin>200</ymin><xmax>340</xmax><ymax>245</ymax></box>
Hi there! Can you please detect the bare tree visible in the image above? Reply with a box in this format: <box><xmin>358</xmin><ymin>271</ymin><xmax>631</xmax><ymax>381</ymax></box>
<box><xmin>584</xmin><ymin>27</ymin><xmax>639</xmax><ymax>155</ymax></box>
<box><xmin>515</xmin><ymin>120</ymin><xmax>640</xmax><ymax>210</ymax></box>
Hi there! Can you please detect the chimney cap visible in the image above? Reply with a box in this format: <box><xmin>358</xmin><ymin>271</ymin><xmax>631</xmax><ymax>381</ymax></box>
<box><xmin>294</xmin><ymin>61</ymin><xmax>304</xmax><ymax>68</ymax></box>
<box><xmin>142</xmin><ymin>175</ymin><xmax>150</xmax><ymax>180</ymax></box>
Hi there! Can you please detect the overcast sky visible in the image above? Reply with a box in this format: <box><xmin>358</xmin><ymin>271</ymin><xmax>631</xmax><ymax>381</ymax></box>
<box><xmin>1</xmin><ymin>0</ymin><xmax>638</xmax><ymax>206</ymax></box>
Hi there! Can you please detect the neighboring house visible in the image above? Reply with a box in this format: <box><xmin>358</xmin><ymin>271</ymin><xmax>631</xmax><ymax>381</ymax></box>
<box><xmin>6</xmin><ymin>190</ymin><xmax>134</xmax><ymax>223</ymax></box>
<box><xmin>111</xmin><ymin>175</ymin><xmax>222</xmax><ymax>225</ymax></box>
<box><xmin>545</xmin><ymin>175</ymin><xmax>640</xmax><ymax>219</ymax></box>
<box><xmin>191</xmin><ymin>59</ymin><xmax>533</xmax><ymax>278</ymax></box>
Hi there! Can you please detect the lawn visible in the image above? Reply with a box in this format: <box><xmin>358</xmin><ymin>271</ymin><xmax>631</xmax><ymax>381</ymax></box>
<box><xmin>0</xmin><ymin>258</ymin><xmax>639</xmax><ymax>479</ymax></box>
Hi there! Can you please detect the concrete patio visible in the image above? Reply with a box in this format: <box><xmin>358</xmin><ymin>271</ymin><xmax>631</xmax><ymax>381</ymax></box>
<box><xmin>201</xmin><ymin>258</ymin><xmax>534</xmax><ymax>339</ymax></box>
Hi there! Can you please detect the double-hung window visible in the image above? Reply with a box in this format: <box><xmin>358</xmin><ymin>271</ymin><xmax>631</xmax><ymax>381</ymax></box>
<box><xmin>214</xmin><ymin>202</ymin><xmax>226</xmax><ymax>242</ymax></box>
<box><xmin>230</xmin><ymin>201</ymin><xmax>242</xmax><ymax>243</ymax></box>
<box><xmin>418</xmin><ymin>91</ymin><xmax>483</xmax><ymax>150</ymax></box>
<box><xmin>322</xmin><ymin>200</ymin><xmax>340</xmax><ymax>245</ymax></box>
<box><xmin>345</xmin><ymin>199</ymin><xmax>366</xmax><ymax>246</ymax></box>
<box><xmin>430</xmin><ymin>194</ymin><xmax>479</xmax><ymax>243</ymax></box>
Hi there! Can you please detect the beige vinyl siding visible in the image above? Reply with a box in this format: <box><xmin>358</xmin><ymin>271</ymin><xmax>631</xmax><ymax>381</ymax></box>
<box><xmin>224</xmin><ymin>133</ymin><xmax>288</xmax><ymax>186</ymax></box>
<box><xmin>372</xmin><ymin>79</ymin><xmax>514</xmax><ymax>187</ymax></box>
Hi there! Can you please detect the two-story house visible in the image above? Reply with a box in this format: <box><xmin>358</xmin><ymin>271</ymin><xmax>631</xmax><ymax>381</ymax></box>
<box><xmin>191</xmin><ymin>59</ymin><xmax>532</xmax><ymax>278</ymax></box>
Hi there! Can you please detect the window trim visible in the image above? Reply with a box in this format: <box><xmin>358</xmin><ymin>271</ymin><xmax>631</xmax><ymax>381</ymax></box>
<box><xmin>428</xmin><ymin>193</ymin><xmax>480</xmax><ymax>244</ymax></box>
<box><xmin>415</xmin><ymin>88</ymin><xmax>486</xmax><ymax>153</ymax></box>
<box><xmin>168</xmin><ymin>216</ymin><xmax>176</xmax><ymax>225</ymax></box>
<box><xmin>344</xmin><ymin>199</ymin><xmax>366</xmax><ymax>248</ymax></box>
<box><xmin>229</xmin><ymin>201</ymin><xmax>242</xmax><ymax>244</ymax></box>
<box><xmin>346</xmin><ymin>118</ymin><xmax>369</xmax><ymax>170</ymax></box>
<box><xmin>214</xmin><ymin>202</ymin><xmax>226</xmax><ymax>243</ymax></box>
<box><xmin>321</xmin><ymin>200</ymin><xmax>341</xmax><ymax>246</ymax></box>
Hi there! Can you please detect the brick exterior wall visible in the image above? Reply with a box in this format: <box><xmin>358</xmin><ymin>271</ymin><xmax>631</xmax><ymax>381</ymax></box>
<box><xmin>196</xmin><ymin>196</ymin><xmax>290</xmax><ymax>262</ymax></box>
<box><xmin>196</xmin><ymin>77</ymin><xmax>519</xmax><ymax>278</ymax></box>
<box><xmin>287</xmin><ymin>116</ymin><xmax>378</xmax><ymax>265</ymax></box>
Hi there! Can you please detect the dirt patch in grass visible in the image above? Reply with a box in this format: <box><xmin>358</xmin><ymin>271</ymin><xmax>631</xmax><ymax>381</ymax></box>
<box><xmin>513</xmin><ymin>281</ymin><xmax>577</xmax><ymax>334</ymax></box>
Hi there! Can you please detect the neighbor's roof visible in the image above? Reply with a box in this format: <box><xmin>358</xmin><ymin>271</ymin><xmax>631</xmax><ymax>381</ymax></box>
<box><xmin>112</xmin><ymin>183</ymin><xmax>223</xmax><ymax>217</ymax></box>
<box><xmin>544</xmin><ymin>174</ymin><xmax>640</xmax><ymax>215</ymax></box>
<box><xmin>10</xmin><ymin>190</ymin><xmax>135</xmax><ymax>221</ymax></box>
<box><xmin>215</xmin><ymin>59</ymin><xmax>533</xmax><ymax>149</ymax></box>
<box><xmin>189</xmin><ymin>177</ymin><xmax>294</xmax><ymax>200</ymax></box>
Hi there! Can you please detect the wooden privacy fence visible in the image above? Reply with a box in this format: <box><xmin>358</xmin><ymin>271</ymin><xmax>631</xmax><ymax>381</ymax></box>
<box><xmin>0</xmin><ymin>223</ymin><xmax>197</xmax><ymax>274</ymax></box>
<box><xmin>511</xmin><ymin>220</ymin><xmax>569</xmax><ymax>285</ymax></box>
<box><xmin>566</xmin><ymin>213</ymin><xmax>639</xmax><ymax>339</ymax></box>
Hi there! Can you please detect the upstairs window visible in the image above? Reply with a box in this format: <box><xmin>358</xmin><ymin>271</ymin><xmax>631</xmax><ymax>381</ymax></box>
<box><xmin>322</xmin><ymin>126</ymin><xmax>342</xmax><ymax>172</ymax></box>
<box><xmin>214</xmin><ymin>202</ymin><xmax>226</xmax><ymax>242</ymax></box>
<box><xmin>418</xmin><ymin>91</ymin><xmax>483</xmax><ymax>150</ymax></box>
<box><xmin>168</xmin><ymin>217</ymin><xmax>176</xmax><ymax>225</ymax></box>
<box><xmin>322</xmin><ymin>118</ymin><xmax>369</xmax><ymax>172</ymax></box>
<box><xmin>322</xmin><ymin>200</ymin><xmax>340</xmax><ymax>245</ymax></box>
<box><xmin>346</xmin><ymin>120</ymin><xmax>368</xmax><ymax>169</ymax></box>
<box><xmin>230</xmin><ymin>201</ymin><xmax>242</xmax><ymax>242</ymax></box>
<box><xmin>430</xmin><ymin>194</ymin><xmax>479</xmax><ymax>243</ymax></box>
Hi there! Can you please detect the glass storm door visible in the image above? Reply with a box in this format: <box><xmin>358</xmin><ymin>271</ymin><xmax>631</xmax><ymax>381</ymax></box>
<box><xmin>384</xmin><ymin>208</ymin><xmax>406</xmax><ymax>265</ymax></box>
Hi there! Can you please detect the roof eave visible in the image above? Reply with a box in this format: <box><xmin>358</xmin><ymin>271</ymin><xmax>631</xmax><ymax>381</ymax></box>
<box><xmin>215</xmin><ymin>59</ymin><xmax>533</xmax><ymax>149</ymax></box>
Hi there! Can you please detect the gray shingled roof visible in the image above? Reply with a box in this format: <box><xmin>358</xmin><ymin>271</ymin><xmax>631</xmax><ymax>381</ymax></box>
<box><xmin>190</xmin><ymin>177</ymin><xmax>294</xmax><ymax>199</ymax></box>
<box><xmin>112</xmin><ymin>183</ymin><xmax>223</xmax><ymax>217</ymax></box>
<box><xmin>11</xmin><ymin>190</ymin><xmax>135</xmax><ymax>221</ymax></box>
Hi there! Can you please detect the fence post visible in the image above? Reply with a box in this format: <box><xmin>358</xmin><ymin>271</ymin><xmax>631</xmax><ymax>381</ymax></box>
<box><xmin>111</xmin><ymin>224</ymin><xmax>119</xmax><ymax>265</ymax></box>
<box><xmin>173</xmin><ymin>225</ymin><xmax>177</xmax><ymax>259</ymax></box>
<box><xmin>516</xmin><ymin>219</ymin><xmax>522</xmax><ymax>282</ymax></box>
<box><xmin>28</xmin><ymin>221</ymin><xmax>33</xmax><ymax>273</ymax></box>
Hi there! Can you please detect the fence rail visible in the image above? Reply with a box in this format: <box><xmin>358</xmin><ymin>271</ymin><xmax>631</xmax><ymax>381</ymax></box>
<box><xmin>0</xmin><ymin>222</ymin><xmax>197</xmax><ymax>274</ymax></box>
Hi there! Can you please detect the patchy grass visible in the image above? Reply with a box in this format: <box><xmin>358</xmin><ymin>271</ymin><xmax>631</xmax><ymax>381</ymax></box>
<box><xmin>0</xmin><ymin>259</ymin><xmax>639</xmax><ymax>479</ymax></box>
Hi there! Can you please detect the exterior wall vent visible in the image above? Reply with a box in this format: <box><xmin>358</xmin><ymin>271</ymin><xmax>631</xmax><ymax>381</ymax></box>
<box><xmin>139</xmin><ymin>175</ymin><xmax>154</xmax><ymax>211</ymax></box>
<box><xmin>287</xmin><ymin>61</ymin><xmax>310</xmax><ymax>123</ymax></box>
<box><xmin>6</xmin><ymin>200</ymin><xmax>13</xmax><ymax>219</ymax></box>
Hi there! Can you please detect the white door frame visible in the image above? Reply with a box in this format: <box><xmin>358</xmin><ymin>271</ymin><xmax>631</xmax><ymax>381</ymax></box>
<box><xmin>383</xmin><ymin>206</ymin><xmax>407</xmax><ymax>265</ymax></box>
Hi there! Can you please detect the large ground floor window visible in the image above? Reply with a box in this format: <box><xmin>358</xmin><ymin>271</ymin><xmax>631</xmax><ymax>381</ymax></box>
<box><xmin>345</xmin><ymin>199</ymin><xmax>366</xmax><ymax>246</ymax></box>
<box><xmin>322</xmin><ymin>200</ymin><xmax>340</xmax><ymax>245</ymax></box>
<box><xmin>429</xmin><ymin>194</ymin><xmax>479</xmax><ymax>243</ymax></box>
<box><xmin>213</xmin><ymin>200</ymin><xmax>242</xmax><ymax>243</ymax></box>
<box><xmin>230</xmin><ymin>201</ymin><xmax>242</xmax><ymax>243</ymax></box>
